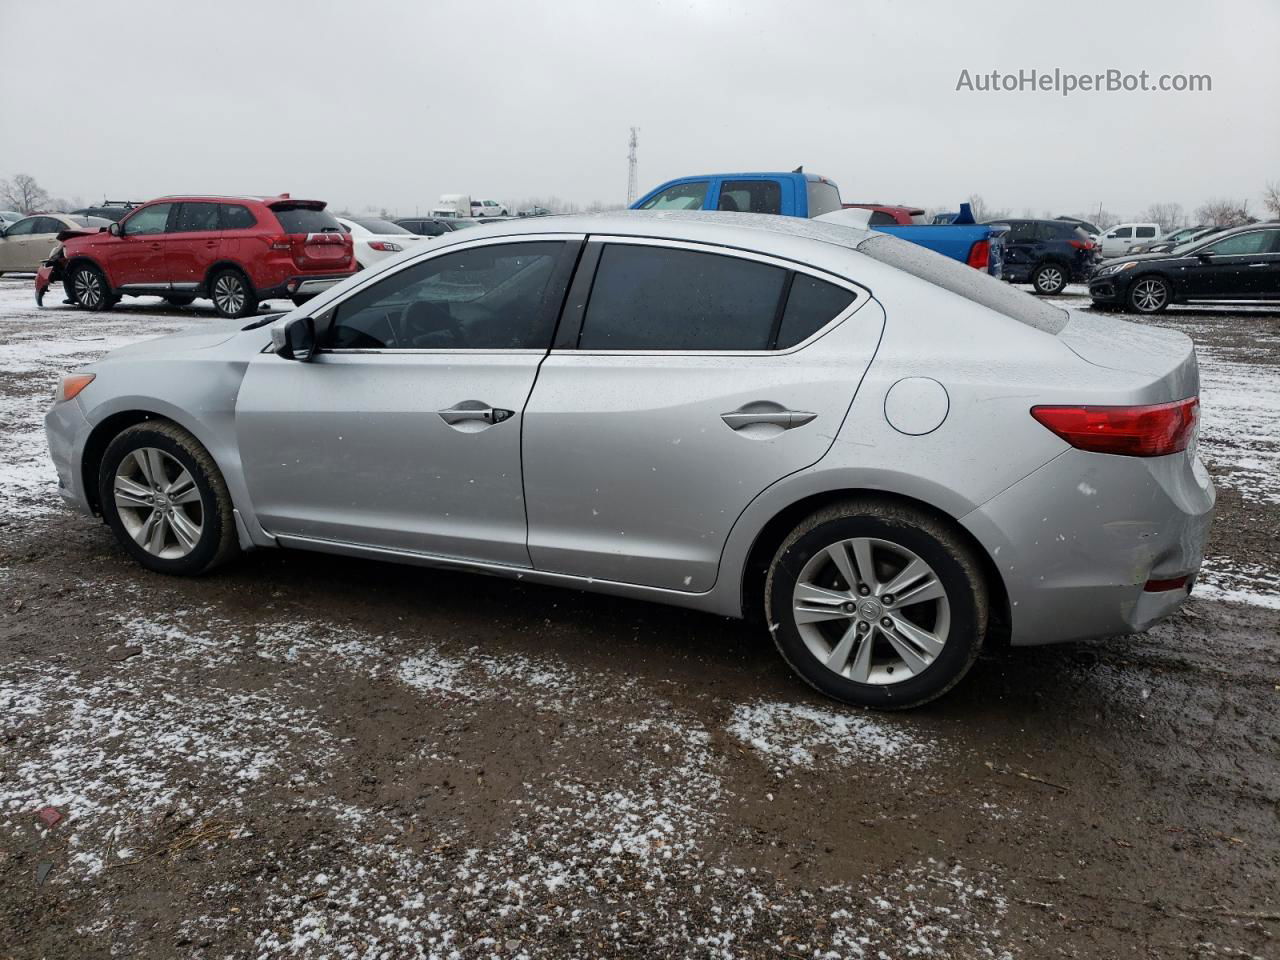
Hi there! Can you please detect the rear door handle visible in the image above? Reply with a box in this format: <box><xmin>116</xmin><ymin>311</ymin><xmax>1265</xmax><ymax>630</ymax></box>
<box><xmin>1248</xmin><ymin>262</ymin><xmax>1268</xmax><ymax>268</ymax></box>
<box><xmin>720</xmin><ymin>408</ymin><xmax>817</xmax><ymax>430</ymax></box>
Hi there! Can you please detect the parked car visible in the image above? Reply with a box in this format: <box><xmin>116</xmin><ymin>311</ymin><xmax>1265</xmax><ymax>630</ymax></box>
<box><xmin>396</xmin><ymin>217</ymin><xmax>475</xmax><ymax>237</ymax></box>
<box><xmin>471</xmin><ymin>198</ymin><xmax>508</xmax><ymax>217</ymax></box>
<box><xmin>1089</xmin><ymin>221</ymin><xmax>1280</xmax><ymax>313</ymax></box>
<box><xmin>634</xmin><ymin>173</ymin><xmax>1005</xmax><ymax>276</ymax></box>
<box><xmin>35</xmin><ymin>194</ymin><xmax>356</xmax><ymax>316</ymax></box>
<box><xmin>1055</xmin><ymin>216</ymin><xmax>1102</xmax><ymax>239</ymax></box>
<box><xmin>1129</xmin><ymin>226</ymin><xmax>1219</xmax><ymax>255</ymax></box>
<box><xmin>337</xmin><ymin>217</ymin><xmax>427</xmax><ymax>269</ymax></box>
<box><xmin>518</xmin><ymin>206</ymin><xmax>553</xmax><ymax>217</ymax></box>
<box><xmin>1098</xmin><ymin>222</ymin><xmax>1162</xmax><ymax>258</ymax></box>
<box><xmin>843</xmin><ymin>204</ymin><xmax>928</xmax><ymax>225</ymax></box>
<box><xmin>985</xmin><ymin>219</ymin><xmax>1097</xmax><ymax>295</ymax></box>
<box><xmin>0</xmin><ymin>214</ymin><xmax>111</xmax><ymax>275</ymax></box>
<box><xmin>45</xmin><ymin>212</ymin><xmax>1213</xmax><ymax>709</ymax></box>
<box><xmin>0</xmin><ymin>210</ymin><xmax>24</xmax><ymax>229</ymax></box>
<box><xmin>68</xmin><ymin>201</ymin><xmax>141</xmax><ymax>223</ymax></box>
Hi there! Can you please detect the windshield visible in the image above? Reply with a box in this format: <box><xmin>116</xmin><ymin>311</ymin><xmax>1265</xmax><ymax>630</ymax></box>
<box><xmin>352</xmin><ymin>217</ymin><xmax>412</xmax><ymax>235</ymax></box>
<box><xmin>1171</xmin><ymin>231</ymin><xmax>1218</xmax><ymax>254</ymax></box>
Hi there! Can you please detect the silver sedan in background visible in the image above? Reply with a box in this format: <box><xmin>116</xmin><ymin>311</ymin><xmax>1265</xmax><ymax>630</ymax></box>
<box><xmin>45</xmin><ymin>212</ymin><xmax>1214</xmax><ymax>708</ymax></box>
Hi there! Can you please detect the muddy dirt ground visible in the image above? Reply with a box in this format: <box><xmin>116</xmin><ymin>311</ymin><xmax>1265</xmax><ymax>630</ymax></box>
<box><xmin>1</xmin><ymin>276</ymin><xmax>1277</xmax><ymax>959</ymax></box>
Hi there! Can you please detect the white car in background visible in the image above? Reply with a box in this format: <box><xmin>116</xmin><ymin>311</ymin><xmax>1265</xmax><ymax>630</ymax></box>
<box><xmin>471</xmin><ymin>198</ymin><xmax>508</xmax><ymax>217</ymax></box>
<box><xmin>337</xmin><ymin>217</ymin><xmax>429</xmax><ymax>269</ymax></box>
<box><xmin>1098</xmin><ymin>222</ymin><xmax>1162</xmax><ymax>258</ymax></box>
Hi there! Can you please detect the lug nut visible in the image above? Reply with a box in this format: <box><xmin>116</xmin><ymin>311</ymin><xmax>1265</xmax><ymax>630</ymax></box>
<box><xmin>881</xmin><ymin>617</ymin><xmax>893</xmax><ymax>628</ymax></box>
<box><xmin>882</xmin><ymin>594</ymin><xmax>894</xmax><ymax>605</ymax></box>
<box><xmin>857</xmin><ymin>585</ymin><xmax>870</xmax><ymax>596</ymax></box>
<box><xmin>856</xmin><ymin>621</ymin><xmax>869</xmax><ymax>633</ymax></box>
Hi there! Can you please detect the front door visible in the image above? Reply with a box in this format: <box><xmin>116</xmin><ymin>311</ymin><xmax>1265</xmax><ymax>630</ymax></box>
<box><xmin>0</xmin><ymin>217</ymin><xmax>60</xmax><ymax>271</ymax></box>
<box><xmin>235</xmin><ymin>236</ymin><xmax>578</xmax><ymax>565</ymax></box>
<box><xmin>112</xmin><ymin>202</ymin><xmax>175</xmax><ymax>288</ymax></box>
<box><xmin>522</xmin><ymin>238</ymin><xmax>883</xmax><ymax>592</ymax></box>
<box><xmin>1185</xmin><ymin>228</ymin><xmax>1280</xmax><ymax>299</ymax></box>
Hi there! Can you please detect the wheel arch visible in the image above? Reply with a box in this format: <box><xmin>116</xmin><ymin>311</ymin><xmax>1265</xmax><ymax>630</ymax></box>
<box><xmin>202</xmin><ymin>259</ymin><xmax>256</xmax><ymax>295</ymax></box>
<box><xmin>64</xmin><ymin>254</ymin><xmax>114</xmax><ymax>291</ymax></box>
<box><xmin>738</xmin><ymin>487</ymin><xmax>1011</xmax><ymax>644</ymax></box>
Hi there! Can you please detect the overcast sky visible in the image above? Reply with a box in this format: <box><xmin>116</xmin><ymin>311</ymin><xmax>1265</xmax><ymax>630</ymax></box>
<box><xmin>2</xmin><ymin>0</ymin><xmax>1276</xmax><ymax>220</ymax></box>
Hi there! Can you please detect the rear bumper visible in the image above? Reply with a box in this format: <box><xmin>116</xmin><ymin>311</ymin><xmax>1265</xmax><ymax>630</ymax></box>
<box><xmin>962</xmin><ymin>446</ymin><xmax>1215</xmax><ymax>646</ymax></box>
<box><xmin>255</xmin><ymin>273</ymin><xmax>354</xmax><ymax>300</ymax></box>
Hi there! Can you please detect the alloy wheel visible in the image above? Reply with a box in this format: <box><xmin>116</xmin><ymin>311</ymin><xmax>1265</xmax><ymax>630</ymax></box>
<box><xmin>213</xmin><ymin>274</ymin><xmax>246</xmax><ymax>315</ymax></box>
<box><xmin>75</xmin><ymin>269</ymin><xmax>103</xmax><ymax>308</ymax></box>
<box><xmin>791</xmin><ymin>537</ymin><xmax>950</xmax><ymax>685</ymax></box>
<box><xmin>112</xmin><ymin>447</ymin><xmax>204</xmax><ymax>558</ymax></box>
<box><xmin>1132</xmin><ymin>278</ymin><xmax>1167</xmax><ymax>312</ymax></box>
<box><xmin>1036</xmin><ymin>266</ymin><xmax>1064</xmax><ymax>293</ymax></box>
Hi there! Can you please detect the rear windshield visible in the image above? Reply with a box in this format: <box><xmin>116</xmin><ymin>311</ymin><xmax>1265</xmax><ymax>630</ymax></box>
<box><xmin>857</xmin><ymin>233</ymin><xmax>1068</xmax><ymax>334</ymax></box>
<box><xmin>806</xmin><ymin>180</ymin><xmax>842</xmax><ymax>218</ymax></box>
<box><xmin>272</xmin><ymin>205</ymin><xmax>342</xmax><ymax>235</ymax></box>
<box><xmin>351</xmin><ymin>218</ymin><xmax>411</xmax><ymax>235</ymax></box>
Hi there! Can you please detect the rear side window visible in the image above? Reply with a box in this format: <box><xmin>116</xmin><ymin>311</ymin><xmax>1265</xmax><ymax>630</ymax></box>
<box><xmin>1134</xmin><ymin>226</ymin><xmax>1157</xmax><ymax>239</ymax></box>
<box><xmin>776</xmin><ymin>275</ymin><xmax>855</xmax><ymax>348</ymax></box>
<box><xmin>174</xmin><ymin>202</ymin><xmax>220</xmax><ymax>232</ymax></box>
<box><xmin>718</xmin><ymin>180</ymin><xmax>782</xmax><ymax>215</ymax></box>
<box><xmin>1202</xmin><ymin>231</ymin><xmax>1274</xmax><ymax>256</ymax></box>
<box><xmin>272</xmin><ymin>205</ymin><xmax>342</xmax><ymax>235</ymax></box>
<box><xmin>857</xmin><ymin>232</ymin><xmax>1068</xmax><ymax>335</ymax></box>
<box><xmin>637</xmin><ymin>181</ymin><xmax>709</xmax><ymax>211</ymax></box>
<box><xmin>579</xmin><ymin>245</ymin><xmax>786</xmax><ymax>351</ymax></box>
<box><xmin>219</xmin><ymin>204</ymin><xmax>256</xmax><ymax>229</ymax></box>
<box><xmin>806</xmin><ymin>180</ymin><xmax>842</xmax><ymax>218</ymax></box>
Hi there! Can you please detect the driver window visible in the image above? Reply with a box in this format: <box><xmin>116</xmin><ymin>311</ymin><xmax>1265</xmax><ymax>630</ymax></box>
<box><xmin>122</xmin><ymin>203</ymin><xmax>173</xmax><ymax>236</ymax></box>
<box><xmin>327</xmin><ymin>241</ymin><xmax>566</xmax><ymax>350</ymax></box>
<box><xmin>4</xmin><ymin>218</ymin><xmax>40</xmax><ymax>237</ymax></box>
<box><xmin>1203</xmin><ymin>231</ymin><xmax>1270</xmax><ymax>257</ymax></box>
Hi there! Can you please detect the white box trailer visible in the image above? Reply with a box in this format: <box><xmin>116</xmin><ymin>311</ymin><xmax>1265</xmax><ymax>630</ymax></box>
<box><xmin>432</xmin><ymin>194</ymin><xmax>471</xmax><ymax>218</ymax></box>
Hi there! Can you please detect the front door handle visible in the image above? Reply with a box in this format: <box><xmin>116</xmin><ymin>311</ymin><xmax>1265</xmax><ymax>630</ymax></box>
<box><xmin>436</xmin><ymin>400</ymin><xmax>514</xmax><ymax>428</ymax></box>
<box><xmin>1248</xmin><ymin>262</ymin><xmax>1268</xmax><ymax>268</ymax></box>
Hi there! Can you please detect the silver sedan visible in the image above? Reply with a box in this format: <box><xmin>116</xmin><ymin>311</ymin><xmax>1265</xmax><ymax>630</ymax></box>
<box><xmin>44</xmin><ymin>212</ymin><xmax>1214</xmax><ymax>708</ymax></box>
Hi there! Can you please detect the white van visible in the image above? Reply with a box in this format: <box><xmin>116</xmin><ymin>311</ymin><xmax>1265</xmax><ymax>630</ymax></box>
<box><xmin>1099</xmin><ymin>222</ymin><xmax>1162</xmax><ymax>258</ymax></box>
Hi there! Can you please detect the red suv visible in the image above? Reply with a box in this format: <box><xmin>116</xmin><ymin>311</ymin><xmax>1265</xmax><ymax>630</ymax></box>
<box><xmin>36</xmin><ymin>194</ymin><xmax>356</xmax><ymax>317</ymax></box>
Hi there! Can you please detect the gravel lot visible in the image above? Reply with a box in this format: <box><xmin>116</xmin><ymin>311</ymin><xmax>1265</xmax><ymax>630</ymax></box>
<box><xmin>1</xmin><ymin>276</ymin><xmax>1277</xmax><ymax>959</ymax></box>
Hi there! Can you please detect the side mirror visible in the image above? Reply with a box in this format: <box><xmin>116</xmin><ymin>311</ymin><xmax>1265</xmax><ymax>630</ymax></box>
<box><xmin>1196</xmin><ymin>251</ymin><xmax>1214</xmax><ymax>262</ymax></box>
<box><xmin>108</xmin><ymin>222</ymin><xmax>122</xmax><ymax>237</ymax></box>
<box><xmin>272</xmin><ymin>315</ymin><xmax>317</xmax><ymax>361</ymax></box>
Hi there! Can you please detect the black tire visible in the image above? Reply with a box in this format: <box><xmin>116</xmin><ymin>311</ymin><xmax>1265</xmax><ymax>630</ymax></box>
<box><xmin>1031</xmin><ymin>261</ymin><xmax>1068</xmax><ymax>296</ymax></box>
<box><xmin>1126</xmin><ymin>275</ymin><xmax>1171</xmax><ymax>314</ymax></box>
<box><xmin>70</xmin><ymin>262</ymin><xmax>115</xmax><ymax>311</ymax></box>
<box><xmin>164</xmin><ymin>294</ymin><xmax>196</xmax><ymax>307</ymax></box>
<box><xmin>98</xmin><ymin>421</ymin><xmax>239</xmax><ymax>576</ymax></box>
<box><xmin>765</xmin><ymin>499</ymin><xmax>988</xmax><ymax>710</ymax></box>
<box><xmin>208</xmin><ymin>267</ymin><xmax>258</xmax><ymax>318</ymax></box>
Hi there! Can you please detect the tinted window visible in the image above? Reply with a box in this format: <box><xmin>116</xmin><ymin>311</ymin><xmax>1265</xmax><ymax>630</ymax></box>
<box><xmin>1134</xmin><ymin>226</ymin><xmax>1157</xmax><ymax>239</ymax></box>
<box><xmin>579</xmin><ymin>245</ymin><xmax>786</xmax><ymax>351</ymax></box>
<box><xmin>868</xmin><ymin>210</ymin><xmax>898</xmax><ymax>226</ymax></box>
<box><xmin>329</xmin><ymin>242</ymin><xmax>565</xmax><ymax>350</ymax></box>
<box><xmin>1111</xmin><ymin>227</ymin><xmax>1132</xmax><ymax>239</ymax></box>
<box><xmin>272</xmin><ymin>205</ymin><xmax>342</xmax><ymax>235</ymax></box>
<box><xmin>70</xmin><ymin>215</ymin><xmax>111</xmax><ymax>228</ymax></box>
<box><xmin>352</xmin><ymin>218</ymin><xmax>412</xmax><ymax>234</ymax></box>
<box><xmin>34</xmin><ymin>217</ymin><xmax>64</xmax><ymax>234</ymax></box>
<box><xmin>122</xmin><ymin>203</ymin><xmax>173</xmax><ymax>236</ymax></box>
<box><xmin>1004</xmin><ymin>222</ymin><xmax>1035</xmax><ymax>243</ymax></box>
<box><xmin>718</xmin><ymin>180</ymin><xmax>782</xmax><ymax>215</ymax></box>
<box><xmin>637</xmin><ymin>181</ymin><xmax>709</xmax><ymax>211</ymax></box>
<box><xmin>1203</xmin><ymin>231</ymin><xmax>1274</xmax><ymax>256</ymax></box>
<box><xmin>421</xmin><ymin>222</ymin><xmax>448</xmax><ymax>236</ymax></box>
<box><xmin>219</xmin><ymin>204</ymin><xmax>256</xmax><ymax>229</ymax></box>
<box><xmin>776</xmin><ymin>275</ymin><xmax>855</xmax><ymax>348</ymax></box>
<box><xmin>4</xmin><ymin>218</ymin><xmax>40</xmax><ymax>236</ymax></box>
<box><xmin>174</xmin><ymin>202</ymin><xmax>220</xmax><ymax>232</ymax></box>
<box><xmin>806</xmin><ymin>180</ymin><xmax>842</xmax><ymax>217</ymax></box>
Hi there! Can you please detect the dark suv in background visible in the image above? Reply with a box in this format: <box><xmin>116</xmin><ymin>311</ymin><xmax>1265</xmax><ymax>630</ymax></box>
<box><xmin>395</xmin><ymin>217</ymin><xmax>479</xmax><ymax>237</ymax></box>
<box><xmin>986</xmin><ymin>218</ymin><xmax>1097</xmax><ymax>295</ymax></box>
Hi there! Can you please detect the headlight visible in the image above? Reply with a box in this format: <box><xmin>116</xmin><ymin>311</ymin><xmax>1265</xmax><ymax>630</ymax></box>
<box><xmin>1099</xmin><ymin>261</ymin><xmax>1139</xmax><ymax>277</ymax></box>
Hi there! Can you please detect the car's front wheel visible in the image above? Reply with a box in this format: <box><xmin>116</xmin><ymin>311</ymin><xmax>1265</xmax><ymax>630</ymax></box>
<box><xmin>99</xmin><ymin>421</ymin><xmax>239</xmax><ymax>576</ymax></box>
<box><xmin>766</xmin><ymin>499</ymin><xmax>988</xmax><ymax>709</ymax></box>
<box><xmin>1032</xmin><ymin>261</ymin><xmax>1068</xmax><ymax>296</ymax></box>
<box><xmin>209</xmin><ymin>268</ymin><xmax>258</xmax><ymax>318</ymax></box>
<box><xmin>71</xmin><ymin>263</ymin><xmax>115</xmax><ymax>311</ymax></box>
<box><xmin>1127</xmin><ymin>276</ymin><xmax>1171</xmax><ymax>314</ymax></box>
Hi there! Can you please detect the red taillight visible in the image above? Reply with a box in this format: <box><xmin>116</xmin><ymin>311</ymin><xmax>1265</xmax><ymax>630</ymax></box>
<box><xmin>267</xmin><ymin>234</ymin><xmax>292</xmax><ymax>251</ymax></box>
<box><xmin>1068</xmin><ymin>239</ymin><xmax>1095</xmax><ymax>250</ymax></box>
<box><xmin>1030</xmin><ymin>398</ymin><xmax>1199</xmax><ymax>457</ymax></box>
<box><xmin>966</xmin><ymin>238</ymin><xmax>990</xmax><ymax>271</ymax></box>
<box><xmin>367</xmin><ymin>240</ymin><xmax>403</xmax><ymax>252</ymax></box>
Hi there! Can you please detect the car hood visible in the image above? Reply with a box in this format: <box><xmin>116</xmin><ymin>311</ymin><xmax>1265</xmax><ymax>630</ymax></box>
<box><xmin>1095</xmin><ymin>250</ymin><xmax>1176</xmax><ymax>268</ymax></box>
<box><xmin>56</xmin><ymin>226</ymin><xmax>109</xmax><ymax>243</ymax></box>
<box><xmin>96</xmin><ymin>317</ymin><xmax>262</xmax><ymax>360</ymax></box>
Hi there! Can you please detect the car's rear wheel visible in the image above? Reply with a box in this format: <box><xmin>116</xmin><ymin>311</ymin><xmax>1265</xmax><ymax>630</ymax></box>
<box><xmin>1128</xmin><ymin>276</ymin><xmax>1170</xmax><ymax>314</ymax></box>
<box><xmin>71</xmin><ymin>263</ymin><xmax>115</xmax><ymax>311</ymax></box>
<box><xmin>99</xmin><ymin>421</ymin><xmax>239</xmax><ymax>576</ymax></box>
<box><xmin>209</xmin><ymin>268</ymin><xmax>258</xmax><ymax>318</ymax></box>
<box><xmin>164</xmin><ymin>294</ymin><xmax>196</xmax><ymax>307</ymax></box>
<box><xmin>766</xmin><ymin>499</ymin><xmax>988</xmax><ymax>710</ymax></box>
<box><xmin>1032</xmin><ymin>261</ymin><xmax>1068</xmax><ymax>296</ymax></box>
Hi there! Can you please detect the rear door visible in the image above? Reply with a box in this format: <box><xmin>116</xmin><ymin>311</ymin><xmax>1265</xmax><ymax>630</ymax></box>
<box><xmin>998</xmin><ymin>221</ymin><xmax>1034</xmax><ymax>276</ymax></box>
<box><xmin>522</xmin><ymin>238</ymin><xmax>882</xmax><ymax>592</ymax></box>
<box><xmin>1190</xmin><ymin>228</ymin><xmax>1280</xmax><ymax>299</ymax></box>
<box><xmin>236</xmin><ymin>236</ymin><xmax>579</xmax><ymax>564</ymax></box>
<box><xmin>163</xmin><ymin>202</ymin><xmax>223</xmax><ymax>291</ymax></box>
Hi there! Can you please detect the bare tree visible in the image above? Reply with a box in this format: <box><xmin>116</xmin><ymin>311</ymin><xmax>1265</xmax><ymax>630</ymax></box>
<box><xmin>965</xmin><ymin>194</ymin><xmax>1009</xmax><ymax>222</ymax></box>
<box><xmin>1195</xmin><ymin>198</ymin><xmax>1251</xmax><ymax>227</ymax></box>
<box><xmin>1264</xmin><ymin>181</ymin><xmax>1280</xmax><ymax>219</ymax></box>
<box><xmin>1143</xmin><ymin>202</ymin><xmax>1183</xmax><ymax>233</ymax></box>
<box><xmin>1</xmin><ymin>173</ymin><xmax>51</xmax><ymax>214</ymax></box>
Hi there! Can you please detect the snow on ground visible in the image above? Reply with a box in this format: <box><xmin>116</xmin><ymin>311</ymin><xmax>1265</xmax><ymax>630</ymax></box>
<box><xmin>1196</xmin><ymin>349</ymin><xmax>1280</xmax><ymax>505</ymax></box>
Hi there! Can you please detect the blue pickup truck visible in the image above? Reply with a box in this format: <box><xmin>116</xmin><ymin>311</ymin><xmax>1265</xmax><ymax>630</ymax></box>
<box><xmin>632</xmin><ymin>172</ymin><xmax>1004</xmax><ymax>277</ymax></box>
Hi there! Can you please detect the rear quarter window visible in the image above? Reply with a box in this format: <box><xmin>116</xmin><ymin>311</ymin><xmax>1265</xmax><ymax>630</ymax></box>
<box><xmin>856</xmin><ymin>233</ymin><xmax>1068</xmax><ymax>334</ymax></box>
<box><xmin>271</xmin><ymin>206</ymin><xmax>342</xmax><ymax>234</ymax></box>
